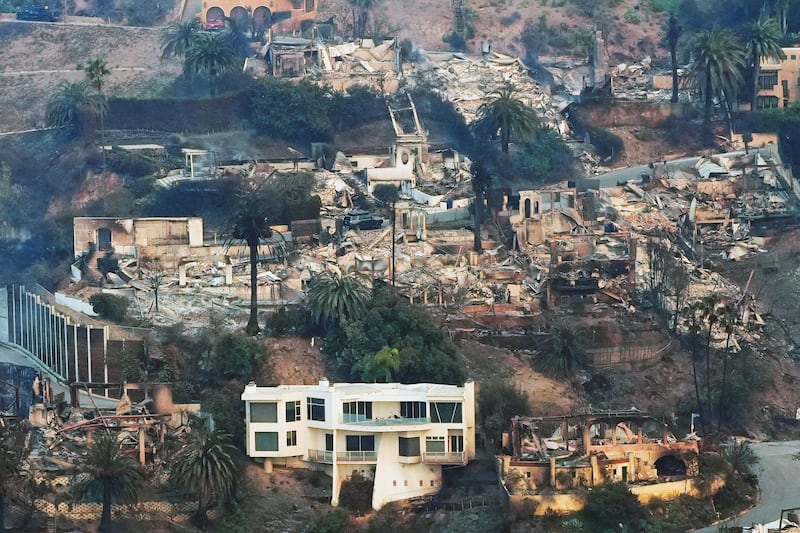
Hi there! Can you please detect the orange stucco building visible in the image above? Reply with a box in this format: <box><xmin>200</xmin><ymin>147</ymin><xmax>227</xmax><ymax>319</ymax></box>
<box><xmin>756</xmin><ymin>46</ymin><xmax>800</xmax><ymax>109</ymax></box>
<box><xmin>201</xmin><ymin>0</ymin><xmax>317</xmax><ymax>31</ymax></box>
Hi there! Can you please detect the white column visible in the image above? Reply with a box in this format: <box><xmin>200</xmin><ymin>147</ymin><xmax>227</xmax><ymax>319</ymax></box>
<box><xmin>103</xmin><ymin>326</ymin><xmax>109</xmax><ymax>395</ymax></box>
<box><xmin>73</xmin><ymin>322</ymin><xmax>80</xmax><ymax>382</ymax></box>
<box><xmin>86</xmin><ymin>325</ymin><xmax>92</xmax><ymax>384</ymax></box>
<box><xmin>331</xmin><ymin>429</ymin><xmax>340</xmax><ymax>506</ymax></box>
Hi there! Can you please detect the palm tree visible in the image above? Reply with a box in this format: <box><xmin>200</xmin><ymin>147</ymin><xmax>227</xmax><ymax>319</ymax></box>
<box><xmin>184</xmin><ymin>32</ymin><xmax>239</xmax><ymax>94</ymax></box>
<box><xmin>223</xmin><ymin>16</ymin><xmax>251</xmax><ymax>59</ymax></box>
<box><xmin>357</xmin><ymin>345</ymin><xmax>400</xmax><ymax>383</ymax></box>
<box><xmin>347</xmin><ymin>0</ymin><xmax>379</xmax><ymax>38</ymax></box>
<box><xmin>160</xmin><ymin>20</ymin><xmax>203</xmax><ymax>61</ymax></box>
<box><xmin>373</xmin><ymin>184</ymin><xmax>400</xmax><ymax>287</ymax></box>
<box><xmin>475</xmin><ymin>82</ymin><xmax>541</xmax><ymax>154</ymax></box>
<box><xmin>539</xmin><ymin>311</ymin><xmax>584</xmax><ymax>376</ymax></box>
<box><xmin>45</xmin><ymin>80</ymin><xmax>107</xmax><ymax>137</ymax></box>
<box><xmin>84</xmin><ymin>57</ymin><xmax>111</xmax><ymax>166</ymax></box>
<box><xmin>470</xmin><ymin>159</ymin><xmax>491</xmax><ymax>253</ymax></box>
<box><xmin>0</xmin><ymin>427</ymin><xmax>25</xmax><ymax>531</ymax></box>
<box><xmin>746</xmin><ymin>17</ymin><xmax>785</xmax><ymax>111</ymax></box>
<box><xmin>169</xmin><ymin>428</ymin><xmax>238</xmax><ymax>529</ymax></box>
<box><xmin>684</xmin><ymin>300</ymin><xmax>706</xmax><ymax>435</ymax></box>
<box><xmin>227</xmin><ymin>186</ymin><xmax>275</xmax><ymax>336</ymax></box>
<box><xmin>716</xmin><ymin>302</ymin><xmax>738</xmax><ymax>432</ymax></box>
<box><xmin>665</xmin><ymin>14</ymin><xmax>682</xmax><ymax>104</ymax></box>
<box><xmin>72</xmin><ymin>433</ymin><xmax>146</xmax><ymax>533</ymax></box>
<box><xmin>688</xmin><ymin>28</ymin><xmax>746</xmax><ymax>137</ymax></box>
<box><xmin>306</xmin><ymin>271</ymin><xmax>369</xmax><ymax>330</ymax></box>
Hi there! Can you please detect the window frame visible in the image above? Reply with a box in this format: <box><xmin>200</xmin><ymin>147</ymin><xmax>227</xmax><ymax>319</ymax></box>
<box><xmin>250</xmin><ymin>402</ymin><xmax>278</xmax><ymax>423</ymax></box>
<box><xmin>286</xmin><ymin>400</ymin><xmax>301</xmax><ymax>422</ymax></box>
<box><xmin>399</xmin><ymin>401</ymin><xmax>426</xmax><ymax>419</ymax></box>
<box><xmin>254</xmin><ymin>431</ymin><xmax>279</xmax><ymax>451</ymax></box>
<box><xmin>307</xmin><ymin>397</ymin><xmax>325</xmax><ymax>421</ymax></box>
<box><xmin>430</xmin><ymin>402</ymin><xmax>463</xmax><ymax>423</ymax></box>
<box><xmin>286</xmin><ymin>430</ymin><xmax>297</xmax><ymax>447</ymax></box>
<box><xmin>399</xmin><ymin>436</ymin><xmax>421</xmax><ymax>457</ymax></box>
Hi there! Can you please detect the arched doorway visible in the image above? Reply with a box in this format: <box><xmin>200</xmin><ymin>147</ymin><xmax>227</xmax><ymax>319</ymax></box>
<box><xmin>230</xmin><ymin>6</ymin><xmax>249</xmax><ymax>24</ymax></box>
<box><xmin>253</xmin><ymin>6</ymin><xmax>272</xmax><ymax>28</ymax></box>
<box><xmin>523</xmin><ymin>198</ymin><xmax>531</xmax><ymax>218</ymax></box>
<box><xmin>206</xmin><ymin>6</ymin><xmax>224</xmax><ymax>22</ymax></box>
<box><xmin>654</xmin><ymin>455</ymin><xmax>686</xmax><ymax>477</ymax></box>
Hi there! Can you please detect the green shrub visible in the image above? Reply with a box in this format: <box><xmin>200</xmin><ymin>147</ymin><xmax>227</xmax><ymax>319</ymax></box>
<box><xmin>89</xmin><ymin>293</ymin><xmax>130</xmax><ymax>322</ymax></box>
<box><xmin>582</xmin><ymin>482</ymin><xmax>646</xmax><ymax>532</ymax></box>
<box><xmin>305</xmin><ymin>508</ymin><xmax>351</xmax><ymax>533</ymax></box>
<box><xmin>479</xmin><ymin>380</ymin><xmax>530</xmax><ymax>451</ymax></box>
<box><xmin>501</xmin><ymin>11</ymin><xmax>522</xmax><ymax>26</ymax></box>
<box><xmin>624</xmin><ymin>9</ymin><xmax>641</xmax><ymax>23</ymax></box>
<box><xmin>202</xmin><ymin>332</ymin><xmax>267</xmax><ymax>381</ymax></box>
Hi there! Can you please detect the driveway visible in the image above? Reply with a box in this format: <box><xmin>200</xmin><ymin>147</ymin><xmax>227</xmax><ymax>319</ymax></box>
<box><xmin>693</xmin><ymin>440</ymin><xmax>800</xmax><ymax>532</ymax></box>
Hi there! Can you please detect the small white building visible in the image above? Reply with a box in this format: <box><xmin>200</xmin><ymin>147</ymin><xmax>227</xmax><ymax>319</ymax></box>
<box><xmin>241</xmin><ymin>379</ymin><xmax>476</xmax><ymax>509</ymax></box>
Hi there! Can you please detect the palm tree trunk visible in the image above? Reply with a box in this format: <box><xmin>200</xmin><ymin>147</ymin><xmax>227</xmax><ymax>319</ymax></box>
<box><xmin>690</xmin><ymin>315</ymin><xmax>704</xmax><ymax>435</ymax></box>
<box><xmin>100</xmin><ymin>483</ymin><xmax>112</xmax><ymax>532</ymax></box>
<box><xmin>473</xmin><ymin>189</ymin><xmax>483</xmax><ymax>253</ymax></box>
<box><xmin>670</xmin><ymin>46</ymin><xmax>679</xmax><ymax>103</ymax></box>
<box><xmin>704</xmin><ymin>322</ymin><xmax>713</xmax><ymax>435</ymax></box>
<box><xmin>246</xmin><ymin>238</ymin><xmax>260</xmax><ymax>335</ymax></box>
<box><xmin>752</xmin><ymin>62</ymin><xmax>762</xmax><ymax>111</ymax></box>
<box><xmin>717</xmin><ymin>332</ymin><xmax>732</xmax><ymax>433</ymax></box>
<box><xmin>391</xmin><ymin>201</ymin><xmax>396</xmax><ymax>287</ymax></box>
<box><xmin>501</xmin><ymin>129</ymin><xmax>510</xmax><ymax>154</ymax></box>
<box><xmin>193</xmin><ymin>494</ymin><xmax>209</xmax><ymax>529</ymax></box>
<box><xmin>704</xmin><ymin>71</ymin><xmax>713</xmax><ymax>133</ymax></box>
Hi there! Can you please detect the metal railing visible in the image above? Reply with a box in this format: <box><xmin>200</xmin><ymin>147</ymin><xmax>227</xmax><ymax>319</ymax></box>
<box><xmin>306</xmin><ymin>449</ymin><xmax>378</xmax><ymax>462</ymax></box>
<box><xmin>423</xmin><ymin>451</ymin><xmax>466</xmax><ymax>464</ymax></box>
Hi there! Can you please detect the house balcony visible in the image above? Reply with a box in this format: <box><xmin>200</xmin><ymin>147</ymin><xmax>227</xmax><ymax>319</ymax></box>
<box><xmin>307</xmin><ymin>449</ymin><xmax>334</xmax><ymax>463</ymax></box>
<box><xmin>306</xmin><ymin>449</ymin><xmax>378</xmax><ymax>463</ymax></box>
<box><xmin>422</xmin><ymin>451</ymin><xmax>466</xmax><ymax>464</ymax></box>
<box><xmin>338</xmin><ymin>415</ymin><xmax>431</xmax><ymax>432</ymax></box>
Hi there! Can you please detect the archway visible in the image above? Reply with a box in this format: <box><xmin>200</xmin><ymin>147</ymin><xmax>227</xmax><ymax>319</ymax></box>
<box><xmin>654</xmin><ymin>454</ymin><xmax>686</xmax><ymax>477</ymax></box>
<box><xmin>253</xmin><ymin>6</ymin><xmax>272</xmax><ymax>27</ymax></box>
<box><xmin>230</xmin><ymin>6</ymin><xmax>249</xmax><ymax>24</ymax></box>
<box><xmin>524</xmin><ymin>198</ymin><xmax>531</xmax><ymax>218</ymax></box>
<box><xmin>206</xmin><ymin>6</ymin><xmax>224</xmax><ymax>22</ymax></box>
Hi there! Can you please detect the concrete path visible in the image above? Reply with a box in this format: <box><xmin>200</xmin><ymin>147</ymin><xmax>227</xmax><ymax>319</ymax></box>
<box><xmin>693</xmin><ymin>440</ymin><xmax>800</xmax><ymax>532</ymax></box>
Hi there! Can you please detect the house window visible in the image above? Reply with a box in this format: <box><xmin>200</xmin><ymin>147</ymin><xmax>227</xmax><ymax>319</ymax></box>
<box><xmin>307</xmin><ymin>397</ymin><xmax>325</xmax><ymax>421</ymax></box>
<box><xmin>286</xmin><ymin>401</ymin><xmax>301</xmax><ymax>422</ymax></box>
<box><xmin>450</xmin><ymin>435</ymin><xmax>464</xmax><ymax>453</ymax></box>
<box><xmin>792</xmin><ymin>54</ymin><xmax>796</xmax><ymax>60</ymax></box>
<box><xmin>430</xmin><ymin>402</ymin><xmax>463</xmax><ymax>423</ymax></box>
<box><xmin>345</xmin><ymin>435</ymin><xmax>375</xmax><ymax>452</ymax></box>
<box><xmin>343</xmin><ymin>401</ymin><xmax>372</xmax><ymax>422</ymax></box>
<box><xmin>254</xmin><ymin>432</ymin><xmax>279</xmax><ymax>451</ymax></box>
<box><xmin>250</xmin><ymin>402</ymin><xmax>278</xmax><ymax>423</ymax></box>
<box><xmin>426</xmin><ymin>436</ymin><xmax>445</xmax><ymax>453</ymax></box>
<box><xmin>431</xmin><ymin>480</ymin><xmax>435</xmax><ymax>487</ymax></box>
<box><xmin>399</xmin><ymin>436</ymin><xmax>420</xmax><ymax>457</ymax></box>
<box><xmin>419</xmin><ymin>480</ymin><xmax>424</xmax><ymax>487</ymax></box>
<box><xmin>757</xmin><ymin>95</ymin><xmax>780</xmax><ymax>109</ymax></box>
<box><xmin>758</xmin><ymin>71</ymin><xmax>779</xmax><ymax>89</ymax></box>
<box><xmin>400</xmin><ymin>401</ymin><xmax>426</xmax><ymax>419</ymax></box>
<box><xmin>325</xmin><ymin>433</ymin><xmax>333</xmax><ymax>452</ymax></box>
<box><xmin>306</xmin><ymin>0</ymin><xmax>315</xmax><ymax>13</ymax></box>
<box><xmin>287</xmin><ymin>430</ymin><xmax>297</xmax><ymax>447</ymax></box>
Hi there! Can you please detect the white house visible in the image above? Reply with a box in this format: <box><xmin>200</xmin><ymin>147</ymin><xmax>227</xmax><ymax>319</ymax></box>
<box><xmin>241</xmin><ymin>379</ymin><xmax>476</xmax><ymax>509</ymax></box>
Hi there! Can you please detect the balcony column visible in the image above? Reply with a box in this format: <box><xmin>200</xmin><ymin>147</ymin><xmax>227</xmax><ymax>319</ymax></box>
<box><xmin>331</xmin><ymin>429</ymin><xmax>340</xmax><ymax>506</ymax></box>
<box><xmin>263</xmin><ymin>458</ymin><xmax>273</xmax><ymax>473</ymax></box>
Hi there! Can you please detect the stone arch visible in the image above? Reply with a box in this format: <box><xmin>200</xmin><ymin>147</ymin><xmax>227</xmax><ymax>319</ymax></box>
<box><xmin>654</xmin><ymin>454</ymin><xmax>686</xmax><ymax>477</ymax></box>
<box><xmin>229</xmin><ymin>5</ymin><xmax>249</xmax><ymax>22</ymax></box>
<box><xmin>206</xmin><ymin>6</ymin><xmax>224</xmax><ymax>22</ymax></box>
<box><xmin>253</xmin><ymin>6</ymin><xmax>272</xmax><ymax>27</ymax></box>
